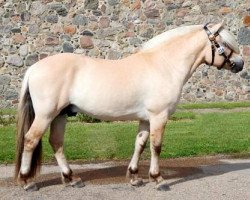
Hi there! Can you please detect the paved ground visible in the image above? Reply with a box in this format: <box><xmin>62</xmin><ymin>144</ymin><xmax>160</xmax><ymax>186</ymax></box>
<box><xmin>0</xmin><ymin>156</ymin><xmax>250</xmax><ymax>200</ymax></box>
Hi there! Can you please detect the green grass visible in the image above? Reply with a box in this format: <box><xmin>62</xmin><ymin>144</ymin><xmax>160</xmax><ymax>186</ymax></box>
<box><xmin>0</xmin><ymin>111</ymin><xmax>249</xmax><ymax>164</ymax></box>
<box><xmin>178</xmin><ymin>101</ymin><xmax>250</xmax><ymax>110</ymax></box>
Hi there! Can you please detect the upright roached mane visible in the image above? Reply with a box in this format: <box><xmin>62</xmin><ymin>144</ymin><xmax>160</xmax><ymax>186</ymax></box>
<box><xmin>141</xmin><ymin>25</ymin><xmax>201</xmax><ymax>51</ymax></box>
<box><xmin>141</xmin><ymin>24</ymin><xmax>240</xmax><ymax>54</ymax></box>
<box><xmin>15</xmin><ymin>23</ymin><xmax>243</xmax><ymax>192</ymax></box>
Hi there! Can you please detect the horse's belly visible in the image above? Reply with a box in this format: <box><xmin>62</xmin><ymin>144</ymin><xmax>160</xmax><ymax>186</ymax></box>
<box><xmin>73</xmin><ymin>100</ymin><xmax>147</xmax><ymax>121</ymax></box>
<box><xmin>70</xmin><ymin>88</ymin><xmax>147</xmax><ymax>121</ymax></box>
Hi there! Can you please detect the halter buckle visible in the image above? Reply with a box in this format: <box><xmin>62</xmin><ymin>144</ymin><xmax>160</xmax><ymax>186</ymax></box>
<box><xmin>208</xmin><ymin>35</ymin><xmax>216</xmax><ymax>41</ymax></box>
<box><xmin>217</xmin><ymin>46</ymin><xmax>225</xmax><ymax>55</ymax></box>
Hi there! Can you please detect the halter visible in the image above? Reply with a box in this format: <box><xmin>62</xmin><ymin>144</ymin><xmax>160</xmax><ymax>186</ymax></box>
<box><xmin>203</xmin><ymin>24</ymin><xmax>235</xmax><ymax>70</ymax></box>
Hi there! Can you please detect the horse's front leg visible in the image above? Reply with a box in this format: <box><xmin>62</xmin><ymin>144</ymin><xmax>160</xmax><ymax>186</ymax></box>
<box><xmin>127</xmin><ymin>120</ymin><xmax>150</xmax><ymax>186</ymax></box>
<box><xmin>149</xmin><ymin>114</ymin><xmax>169</xmax><ymax>191</ymax></box>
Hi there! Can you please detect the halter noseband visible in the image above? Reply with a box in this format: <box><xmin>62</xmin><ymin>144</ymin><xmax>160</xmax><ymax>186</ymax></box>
<box><xmin>203</xmin><ymin>24</ymin><xmax>235</xmax><ymax>70</ymax></box>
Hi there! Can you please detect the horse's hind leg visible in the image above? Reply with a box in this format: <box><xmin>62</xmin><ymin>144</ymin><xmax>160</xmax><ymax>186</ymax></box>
<box><xmin>127</xmin><ymin>120</ymin><xmax>149</xmax><ymax>186</ymax></box>
<box><xmin>49</xmin><ymin>115</ymin><xmax>84</xmax><ymax>188</ymax></box>
<box><xmin>18</xmin><ymin>116</ymin><xmax>51</xmax><ymax>191</ymax></box>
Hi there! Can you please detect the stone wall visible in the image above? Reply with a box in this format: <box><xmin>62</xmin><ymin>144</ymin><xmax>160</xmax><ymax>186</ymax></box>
<box><xmin>0</xmin><ymin>0</ymin><xmax>249</xmax><ymax>108</ymax></box>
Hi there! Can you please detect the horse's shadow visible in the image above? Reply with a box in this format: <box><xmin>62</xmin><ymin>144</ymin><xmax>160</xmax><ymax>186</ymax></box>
<box><xmin>36</xmin><ymin>160</ymin><xmax>250</xmax><ymax>189</ymax></box>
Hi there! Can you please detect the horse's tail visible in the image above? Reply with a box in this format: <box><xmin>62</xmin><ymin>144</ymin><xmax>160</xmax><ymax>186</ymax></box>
<box><xmin>14</xmin><ymin>67</ymin><xmax>42</xmax><ymax>180</ymax></box>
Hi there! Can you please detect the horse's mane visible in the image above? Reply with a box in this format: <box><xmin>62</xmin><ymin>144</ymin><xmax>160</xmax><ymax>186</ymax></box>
<box><xmin>140</xmin><ymin>25</ymin><xmax>201</xmax><ymax>52</ymax></box>
<box><xmin>140</xmin><ymin>24</ymin><xmax>240</xmax><ymax>54</ymax></box>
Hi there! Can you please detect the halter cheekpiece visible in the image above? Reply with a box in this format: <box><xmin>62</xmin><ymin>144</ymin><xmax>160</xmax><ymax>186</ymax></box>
<box><xmin>203</xmin><ymin>23</ymin><xmax>235</xmax><ymax>70</ymax></box>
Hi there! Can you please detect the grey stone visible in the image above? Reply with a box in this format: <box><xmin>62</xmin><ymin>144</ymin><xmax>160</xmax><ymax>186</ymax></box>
<box><xmin>3</xmin><ymin>11</ymin><xmax>11</xmax><ymax>18</ymax></box>
<box><xmin>8</xmin><ymin>46</ymin><xmax>18</xmax><ymax>54</ymax></box>
<box><xmin>5</xmin><ymin>90</ymin><xmax>18</xmax><ymax>100</ymax></box>
<box><xmin>0</xmin><ymin>75</ymin><xmax>11</xmax><ymax>85</ymax></box>
<box><xmin>108</xmin><ymin>0</ymin><xmax>119</xmax><ymax>6</ymax></box>
<box><xmin>19</xmin><ymin>45</ymin><xmax>29</xmax><ymax>57</ymax></box>
<box><xmin>81</xmin><ymin>30</ymin><xmax>94</xmax><ymax>36</ymax></box>
<box><xmin>30</xmin><ymin>1</ymin><xmax>46</xmax><ymax>15</ymax></box>
<box><xmin>21</xmin><ymin>12</ymin><xmax>31</xmax><ymax>21</ymax></box>
<box><xmin>11</xmin><ymin>28</ymin><xmax>21</xmax><ymax>33</ymax></box>
<box><xmin>41</xmin><ymin>46</ymin><xmax>54</xmax><ymax>53</ymax></box>
<box><xmin>92</xmin><ymin>10</ymin><xmax>102</xmax><ymax>16</ymax></box>
<box><xmin>140</xmin><ymin>28</ymin><xmax>154</xmax><ymax>38</ymax></box>
<box><xmin>25</xmin><ymin>54</ymin><xmax>38</xmax><ymax>66</ymax></box>
<box><xmin>29</xmin><ymin>24</ymin><xmax>39</xmax><ymax>34</ymax></box>
<box><xmin>60</xmin><ymin>34</ymin><xmax>71</xmax><ymax>41</ymax></box>
<box><xmin>182</xmin><ymin>1</ymin><xmax>193</xmax><ymax>7</ymax></box>
<box><xmin>2</xmin><ymin>25</ymin><xmax>12</xmax><ymax>34</ymax></box>
<box><xmin>84</xmin><ymin>0</ymin><xmax>99</xmax><ymax>10</ymax></box>
<box><xmin>63</xmin><ymin>42</ymin><xmax>74</xmax><ymax>53</ymax></box>
<box><xmin>191</xmin><ymin>5</ymin><xmax>202</xmax><ymax>14</ymax></box>
<box><xmin>56</xmin><ymin>7</ymin><xmax>68</xmax><ymax>17</ymax></box>
<box><xmin>167</xmin><ymin>4</ymin><xmax>181</xmax><ymax>11</ymax></box>
<box><xmin>6</xmin><ymin>55</ymin><xmax>23</xmax><ymax>67</ymax></box>
<box><xmin>129</xmin><ymin>37</ymin><xmax>142</xmax><ymax>47</ymax></box>
<box><xmin>49</xmin><ymin>3</ymin><xmax>68</xmax><ymax>16</ymax></box>
<box><xmin>238</xmin><ymin>27</ymin><xmax>250</xmax><ymax>45</ymax></box>
<box><xmin>240</xmin><ymin>71</ymin><xmax>250</xmax><ymax>80</ymax></box>
<box><xmin>96</xmin><ymin>27</ymin><xmax>123</xmax><ymax>39</ymax></box>
<box><xmin>73</xmin><ymin>15</ymin><xmax>88</xmax><ymax>26</ymax></box>
<box><xmin>0</xmin><ymin>57</ymin><xmax>4</xmax><ymax>68</ymax></box>
<box><xmin>16</xmin><ymin>2</ymin><xmax>26</xmax><ymax>13</ymax></box>
<box><xmin>145</xmin><ymin>9</ymin><xmax>160</xmax><ymax>19</ymax></box>
<box><xmin>98</xmin><ymin>40</ymin><xmax>111</xmax><ymax>47</ymax></box>
<box><xmin>48</xmin><ymin>3</ymin><xmax>61</xmax><ymax>9</ymax></box>
<box><xmin>242</xmin><ymin>85</ymin><xmax>250</xmax><ymax>93</ymax></box>
<box><xmin>225</xmin><ymin>91</ymin><xmax>234</xmax><ymax>101</ymax></box>
<box><xmin>47</xmin><ymin>15</ymin><xmax>58</xmax><ymax>24</ymax></box>
<box><xmin>107</xmin><ymin>50</ymin><xmax>121</xmax><ymax>60</ymax></box>
<box><xmin>0</xmin><ymin>85</ymin><xmax>4</xmax><ymax>93</ymax></box>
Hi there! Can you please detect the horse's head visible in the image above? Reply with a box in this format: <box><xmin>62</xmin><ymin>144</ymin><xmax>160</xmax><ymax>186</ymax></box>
<box><xmin>203</xmin><ymin>22</ymin><xmax>244</xmax><ymax>73</ymax></box>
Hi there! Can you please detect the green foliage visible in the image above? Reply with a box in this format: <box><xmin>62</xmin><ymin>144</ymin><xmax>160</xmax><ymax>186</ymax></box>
<box><xmin>0</xmin><ymin>111</ymin><xmax>16</xmax><ymax>126</ymax></box>
<box><xmin>75</xmin><ymin>113</ymin><xmax>101</xmax><ymax>123</ymax></box>
<box><xmin>170</xmin><ymin>111</ymin><xmax>196</xmax><ymax>121</ymax></box>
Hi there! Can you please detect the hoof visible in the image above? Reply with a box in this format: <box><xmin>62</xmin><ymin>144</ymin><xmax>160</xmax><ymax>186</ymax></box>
<box><xmin>130</xmin><ymin>178</ymin><xmax>144</xmax><ymax>187</ymax></box>
<box><xmin>70</xmin><ymin>177</ymin><xmax>85</xmax><ymax>188</ymax></box>
<box><xmin>23</xmin><ymin>182</ymin><xmax>38</xmax><ymax>192</ymax></box>
<box><xmin>156</xmin><ymin>182</ymin><xmax>170</xmax><ymax>191</ymax></box>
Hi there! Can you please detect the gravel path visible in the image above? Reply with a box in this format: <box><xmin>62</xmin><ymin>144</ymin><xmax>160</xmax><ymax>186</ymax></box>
<box><xmin>0</xmin><ymin>157</ymin><xmax>250</xmax><ymax>200</ymax></box>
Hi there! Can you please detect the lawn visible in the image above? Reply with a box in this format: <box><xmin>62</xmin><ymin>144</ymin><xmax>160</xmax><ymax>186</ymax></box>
<box><xmin>0</xmin><ymin>110</ymin><xmax>249</xmax><ymax>164</ymax></box>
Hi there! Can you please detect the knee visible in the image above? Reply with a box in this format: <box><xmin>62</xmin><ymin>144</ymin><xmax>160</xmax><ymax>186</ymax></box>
<box><xmin>24</xmin><ymin>136</ymin><xmax>39</xmax><ymax>151</ymax></box>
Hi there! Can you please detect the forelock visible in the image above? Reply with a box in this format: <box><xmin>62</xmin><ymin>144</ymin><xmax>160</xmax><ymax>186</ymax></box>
<box><xmin>219</xmin><ymin>28</ymin><xmax>240</xmax><ymax>54</ymax></box>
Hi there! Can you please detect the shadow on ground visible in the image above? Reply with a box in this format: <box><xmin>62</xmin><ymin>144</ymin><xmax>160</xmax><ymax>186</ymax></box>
<box><xmin>1</xmin><ymin>157</ymin><xmax>250</xmax><ymax>190</ymax></box>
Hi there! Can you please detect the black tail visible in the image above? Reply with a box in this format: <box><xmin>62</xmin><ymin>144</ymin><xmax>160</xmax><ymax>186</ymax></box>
<box><xmin>14</xmin><ymin>86</ymin><xmax>42</xmax><ymax>180</ymax></box>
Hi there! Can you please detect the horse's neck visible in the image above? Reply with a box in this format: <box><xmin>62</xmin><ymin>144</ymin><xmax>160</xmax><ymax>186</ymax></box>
<box><xmin>143</xmin><ymin>29</ymin><xmax>206</xmax><ymax>86</ymax></box>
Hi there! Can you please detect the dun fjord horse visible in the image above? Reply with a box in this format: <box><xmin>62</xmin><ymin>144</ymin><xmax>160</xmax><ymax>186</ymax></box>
<box><xmin>15</xmin><ymin>22</ymin><xmax>244</xmax><ymax>191</ymax></box>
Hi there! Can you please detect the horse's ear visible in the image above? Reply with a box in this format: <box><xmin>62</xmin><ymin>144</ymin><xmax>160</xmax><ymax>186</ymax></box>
<box><xmin>212</xmin><ymin>21</ymin><xmax>225</xmax><ymax>33</ymax></box>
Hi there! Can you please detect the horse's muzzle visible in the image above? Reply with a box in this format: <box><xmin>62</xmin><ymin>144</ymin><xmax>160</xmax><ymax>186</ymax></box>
<box><xmin>231</xmin><ymin>58</ymin><xmax>244</xmax><ymax>73</ymax></box>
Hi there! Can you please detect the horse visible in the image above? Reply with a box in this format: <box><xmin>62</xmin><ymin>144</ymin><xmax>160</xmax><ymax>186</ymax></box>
<box><xmin>14</xmin><ymin>22</ymin><xmax>244</xmax><ymax>191</ymax></box>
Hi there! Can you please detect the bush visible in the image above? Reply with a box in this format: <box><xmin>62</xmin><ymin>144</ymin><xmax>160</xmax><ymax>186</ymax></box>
<box><xmin>75</xmin><ymin>113</ymin><xmax>101</xmax><ymax>123</ymax></box>
<box><xmin>0</xmin><ymin>112</ymin><xmax>16</xmax><ymax>126</ymax></box>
